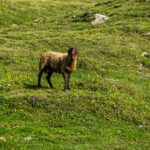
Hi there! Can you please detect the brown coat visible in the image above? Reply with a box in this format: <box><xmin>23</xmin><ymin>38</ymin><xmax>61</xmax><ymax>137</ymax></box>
<box><xmin>39</xmin><ymin>51</ymin><xmax>77</xmax><ymax>73</ymax></box>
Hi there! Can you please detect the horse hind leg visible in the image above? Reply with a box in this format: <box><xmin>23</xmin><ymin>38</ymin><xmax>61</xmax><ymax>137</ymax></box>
<box><xmin>46</xmin><ymin>71</ymin><xmax>54</xmax><ymax>88</ymax></box>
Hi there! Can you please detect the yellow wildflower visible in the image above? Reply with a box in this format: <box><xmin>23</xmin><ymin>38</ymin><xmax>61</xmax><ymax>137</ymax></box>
<box><xmin>91</xmin><ymin>100</ymin><xmax>95</xmax><ymax>103</ymax></box>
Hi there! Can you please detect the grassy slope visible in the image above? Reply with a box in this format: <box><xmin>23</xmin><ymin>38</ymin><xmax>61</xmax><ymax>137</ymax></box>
<box><xmin>0</xmin><ymin>0</ymin><xmax>150</xmax><ymax>149</ymax></box>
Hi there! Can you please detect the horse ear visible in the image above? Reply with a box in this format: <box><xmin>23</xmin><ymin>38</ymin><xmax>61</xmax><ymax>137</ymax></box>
<box><xmin>68</xmin><ymin>47</ymin><xmax>79</xmax><ymax>57</ymax></box>
<box><xmin>68</xmin><ymin>47</ymin><xmax>73</xmax><ymax>55</ymax></box>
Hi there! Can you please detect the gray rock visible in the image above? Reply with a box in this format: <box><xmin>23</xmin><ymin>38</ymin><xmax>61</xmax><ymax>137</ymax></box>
<box><xmin>24</xmin><ymin>136</ymin><xmax>32</xmax><ymax>141</ymax></box>
<box><xmin>139</xmin><ymin>67</ymin><xmax>144</xmax><ymax>71</ymax></box>
<box><xmin>104</xmin><ymin>78</ymin><xmax>119</xmax><ymax>82</ymax></box>
<box><xmin>145</xmin><ymin>32</ymin><xmax>150</xmax><ymax>35</ymax></box>
<box><xmin>138</xmin><ymin>125</ymin><xmax>143</xmax><ymax>128</ymax></box>
<box><xmin>140</xmin><ymin>63</ymin><xmax>143</xmax><ymax>67</ymax></box>
<box><xmin>32</xmin><ymin>18</ymin><xmax>43</xmax><ymax>25</ymax></box>
<box><xmin>141</xmin><ymin>52</ymin><xmax>149</xmax><ymax>57</ymax></box>
<box><xmin>91</xmin><ymin>14</ymin><xmax>109</xmax><ymax>25</ymax></box>
<box><xmin>141</xmin><ymin>74</ymin><xmax>150</xmax><ymax>78</ymax></box>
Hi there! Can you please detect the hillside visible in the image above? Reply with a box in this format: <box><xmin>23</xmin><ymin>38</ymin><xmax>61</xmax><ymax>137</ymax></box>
<box><xmin>0</xmin><ymin>0</ymin><xmax>150</xmax><ymax>149</ymax></box>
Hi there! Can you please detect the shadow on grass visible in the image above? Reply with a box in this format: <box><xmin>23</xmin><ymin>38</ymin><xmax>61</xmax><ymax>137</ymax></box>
<box><xmin>24</xmin><ymin>83</ymin><xmax>48</xmax><ymax>89</ymax></box>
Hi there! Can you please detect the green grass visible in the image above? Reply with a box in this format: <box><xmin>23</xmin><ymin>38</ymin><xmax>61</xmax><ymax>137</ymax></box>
<box><xmin>0</xmin><ymin>0</ymin><xmax>150</xmax><ymax>149</ymax></box>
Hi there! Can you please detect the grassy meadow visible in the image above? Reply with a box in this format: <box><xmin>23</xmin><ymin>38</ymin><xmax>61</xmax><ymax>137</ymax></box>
<box><xmin>0</xmin><ymin>0</ymin><xmax>150</xmax><ymax>149</ymax></box>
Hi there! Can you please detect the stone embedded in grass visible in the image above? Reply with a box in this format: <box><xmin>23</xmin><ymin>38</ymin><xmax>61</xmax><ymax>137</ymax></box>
<box><xmin>144</xmin><ymin>32</ymin><xmax>150</xmax><ymax>35</ymax></box>
<box><xmin>141</xmin><ymin>52</ymin><xmax>149</xmax><ymax>57</ymax></box>
<box><xmin>11</xmin><ymin>24</ymin><xmax>18</xmax><ymax>28</ymax></box>
<box><xmin>141</xmin><ymin>74</ymin><xmax>150</xmax><ymax>78</ymax></box>
<box><xmin>24</xmin><ymin>136</ymin><xmax>32</xmax><ymax>141</ymax></box>
<box><xmin>140</xmin><ymin>64</ymin><xmax>143</xmax><ymax>67</ymax></box>
<box><xmin>138</xmin><ymin>125</ymin><xmax>143</xmax><ymax>128</ymax></box>
<box><xmin>32</xmin><ymin>18</ymin><xmax>43</xmax><ymax>25</ymax></box>
<box><xmin>117</xmin><ymin>130</ymin><xmax>122</xmax><ymax>133</ymax></box>
<box><xmin>34</xmin><ymin>34</ymin><xmax>39</xmax><ymax>37</ymax></box>
<box><xmin>104</xmin><ymin>78</ymin><xmax>119</xmax><ymax>82</ymax></box>
<box><xmin>139</xmin><ymin>67</ymin><xmax>144</xmax><ymax>71</ymax></box>
<box><xmin>32</xmin><ymin>22</ymin><xmax>37</xmax><ymax>25</ymax></box>
<box><xmin>91</xmin><ymin>14</ymin><xmax>109</xmax><ymax>25</ymax></box>
<box><xmin>0</xmin><ymin>137</ymin><xmax>6</xmax><ymax>142</ymax></box>
<box><xmin>139</xmin><ymin>64</ymin><xmax>144</xmax><ymax>71</ymax></box>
